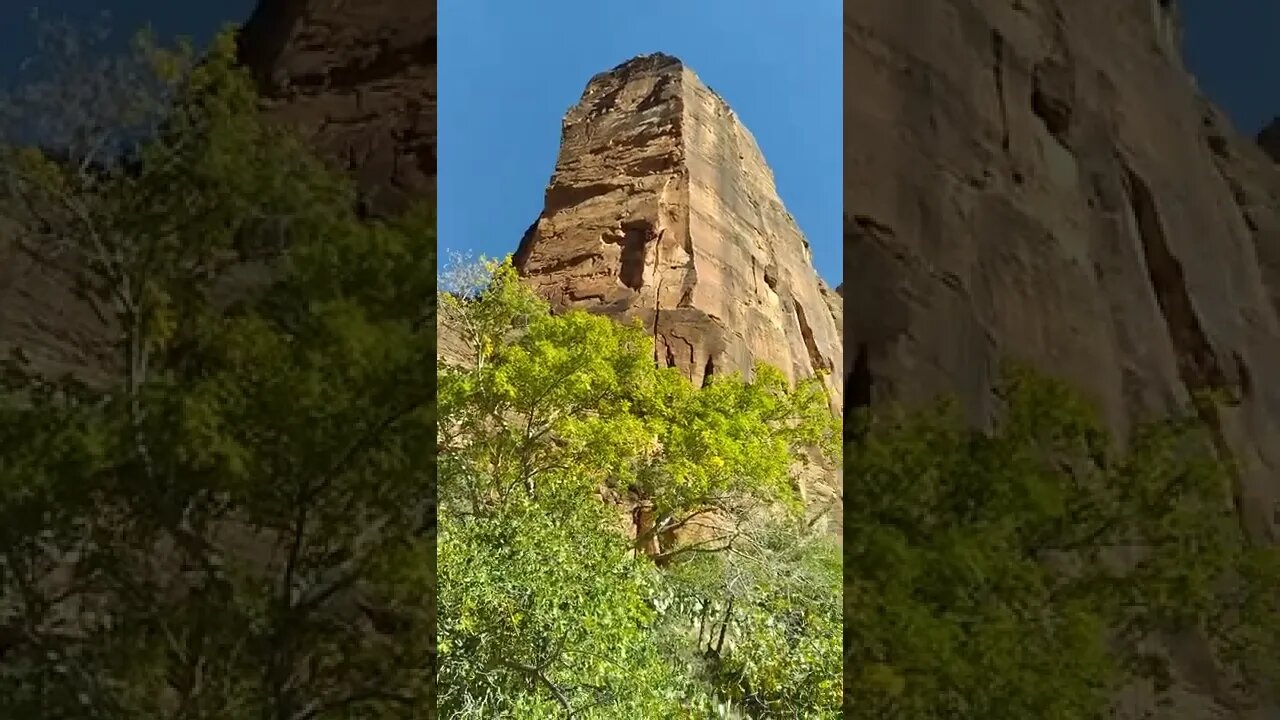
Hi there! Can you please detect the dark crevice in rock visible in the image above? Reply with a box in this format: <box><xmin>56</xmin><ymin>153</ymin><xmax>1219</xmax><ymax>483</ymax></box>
<box><xmin>702</xmin><ymin>355</ymin><xmax>716</xmax><ymax>388</ymax></box>
<box><xmin>1122</xmin><ymin>161</ymin><xmax>1245</xmax><ymax>530</ymax></box>
<box><xmin>849</xmin><ymin>213</ymin><xmax>895</xmax><ymax>240</ymax></box>
<box><xmin>991</xmin><ymin>30</ymin><xmax>1011</xmax><ymax>154</ymax></box>
<box><xmin>677</xmin><ymin>287</ymin><xmax>694</xmax><ymax>308</ymax></box>
<box><xmin>1031</xmin><ymin>65</ymin><xmax>1072</xmax><ymax>143</ymax></box>
<box><xmin>793</xmin><ymin>299</ymin><xmax>830</xmax><ymax>376</ymax></box>
<box><xmin>512</xmin><ymin>219</ymin><xmax>541</xmax><ymax>273</ymax></box>
<box><xmin>606</xmin><ymin>220</ymin><xmax>656</xmax><ymax>291</ymax></box>
<box><xmin>675</xmin><ymin>333</ymin><xmax>696</xmax><ymax>369</ymax></box>
<box><xmin>650</xmin><ymin>230</ymin><xmax>666</xmax><ymax>365</ymax></box>
<box><xmin>412</xmin><ymin>142</ymin><xmax>438</xmax><ymax>180</ymax></box>
<box><xmin>763</xmin><ymin>267</ymin><xmax>779</xmax><ymax>293</ymax></box>
<box><xmin>614</xmin><ymin>122</ymin><xmax>680</xmax><ymax>151</ymax></box>
<box><xmin>652</xmin><ymin>295</ymin><xmax>664</xmax><ymax>366</ymax></box>
<box><xmin>1257</xmin><ymin>118</ymin><xmax>1280</xmax><ymax>163</ymax></box>
<box><xmin>1205</xmin><ymin>131</ymin><xmax>1230</xmax><ymax>160</ymax></box>
<box><xmin>1123</xmin><ymin>164</ymin><xmax>1226</xmax><ymax>395</ymax></box>
<box><xmin>1233</xmin><ymin>351</ymin><xmax>1253</xmax><ymax>400</ymax></box>
<box><xmin>236</xmin><ymin>0</ymin><xmax>312</xmax><ymax>87</ymax></box>
<box><xmin>658</xmin><ymin>331</ymin><xmax>696</xmax><ymax>379</ymax></box>
<box><xmin>543</xmin><ymin>182</ymin><xmax>624</xmax><ymax>216</ymax></box>
<box><xmin>845</xmin><ymin>343</ymin><xmax>873</xmax><ymax>446</ymax></box>
<box><xmin>848</xmin><ymin>343</ymin><xmax>872</xmax><ymax>411</ymax></box>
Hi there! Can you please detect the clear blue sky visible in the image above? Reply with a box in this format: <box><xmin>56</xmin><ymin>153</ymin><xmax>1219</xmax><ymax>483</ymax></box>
<box><xmin>1180</xmin><ymin>1</ymin><xmax>1280</xmax><ymax>135</ymax></box>
<box><xmin>438</xmin><ymin>0</ymin><xmax>843</xmax><ymax>285</ymax></box>
<box><xmin>0</xmin><ymin>3</ymin><xmax>254</xmax><ymax>74</ymax></box>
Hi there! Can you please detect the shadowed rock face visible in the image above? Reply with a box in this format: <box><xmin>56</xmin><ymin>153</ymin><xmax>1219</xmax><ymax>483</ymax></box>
<box><xmin>1</xmin><ymin>0</ymin><xmax>438</xmax><ymax>381</ymax></box>
<box><xmin>847</xmin><ymin>0</ymin><xmax>1280</xmax><ymax>715</ymax></box>
<box><xmin>237</xmin><ymin>0</ymin><xmax>437</xmax><ymax>214</ymax></box>
<box><xmin>846</xmin><ymin>0</ymin><xmax>1280</xmax><ymax>532</ymax></box>
<box><xmin>1258</xmin><ymin>118</ymin><xmax>1280</xmax><ymax>164</ymax></box>
<box><xmin>514</xmin><ymin>53</ymin><xmax>843</xmax><ymax>412</ymax></box>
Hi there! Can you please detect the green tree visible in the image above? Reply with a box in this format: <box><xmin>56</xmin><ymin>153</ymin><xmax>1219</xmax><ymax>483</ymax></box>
<box><xmin>0</xmin><ymin>26</ymin><xmax>437</xmax><ymax>719</ymax></box>
<box><xmin>436</xmin><ymin>257</ymin><xmax>840</xmax><ymax>717</ymax></box>
<box><xmin>843</xmin><ymin>367</ymin><xmax>1280</xmax><ymax>719</ymax></box>
<box><xmin>660</xmin><ymin>518</ymin><xmax>843</xmax><ymax>718</ymax></box>
<box><xmin>438</xmin><ymin>259</ymin><xmax>837</xmax><ymax>559</ymax></box>
<box><xmin>437</xmin><ymin>489</ymin><xmax>686</xmax><ymax>718</ymax></box>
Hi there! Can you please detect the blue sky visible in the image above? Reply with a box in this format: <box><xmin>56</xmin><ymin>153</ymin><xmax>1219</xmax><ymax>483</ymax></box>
<box><xmin>438</xmin><ymin>0</ymin><xmax>843</xmax><ymax>285</ymax></box>
<box><xmin>0</xmin><ymin>3</ymin><xmax>253</xmax><ymax>74</ymax></box>
<box><xmin>1180</xmin><ymin>0</ymin><xmax>1279</xmax><ymax>135</ymax></box>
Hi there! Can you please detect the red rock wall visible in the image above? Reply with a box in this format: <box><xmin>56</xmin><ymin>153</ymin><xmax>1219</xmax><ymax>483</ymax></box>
<box><xmin>514</xmin><ymin>54</ymin><xmax>843</xmax><ymax>411</ymax></box>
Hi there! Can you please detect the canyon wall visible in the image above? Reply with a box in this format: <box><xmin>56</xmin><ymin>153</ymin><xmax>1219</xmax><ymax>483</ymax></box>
<box><xmin>514</xmin><ymin>53</ymin><xmax>843</xmax><ymax>412</ymax></box>
<box><xmin>845</xmin><ymin>0</ymin><xmax>1280</xmax><ymax>537</ymax></box>
<box><xmin>845</xmin><ymin>1</ymin><xmax>1280</xmax><ymax>716</ymax></box>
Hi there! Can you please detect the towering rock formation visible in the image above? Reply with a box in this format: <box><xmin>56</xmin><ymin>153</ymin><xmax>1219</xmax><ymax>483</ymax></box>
<box><xmin>237</xmin><ymin>0</ymin><xmax>436</xmax><ymax>214</ymax></box>
<box><xmin>514</xmin><ymin>54</ymin><xmax>843</xmax><ymax>411</ymax></box>
<box><xmin>846</xmin><ymin>1</ymin><xmax>1280</xmax><ymax>716</ymax></box>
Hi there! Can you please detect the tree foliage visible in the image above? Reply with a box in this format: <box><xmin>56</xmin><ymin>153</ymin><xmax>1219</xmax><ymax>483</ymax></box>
<box><xmin>436</xmin><ymin>258</ymin><xmax>841</xmax><ymax>718</ymax></box>
<box><xmin>0</xmin><ymin>27</ymin><xmax>437</xmax><ymax>720</ymax></box>
<box><xmin>843</xmin><ymin>368</ymin><xmax>1280</xmax><ymax>719</ymax></box>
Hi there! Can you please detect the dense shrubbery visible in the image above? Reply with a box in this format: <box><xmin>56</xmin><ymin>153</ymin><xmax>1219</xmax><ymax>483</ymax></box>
<box><xmin>844</xmin><ymin>372</ymin><xmax>1280</xmax><ymax>719</ymax></box>
<box><xmin>0</xmin><ymin>28</ymin><xmax>437</xmax><ymax>719</ymax></box>
<box><xmin>435</xmin><ymin>258</ymin><xmax>842</xmax><ymax>718</ymax></box>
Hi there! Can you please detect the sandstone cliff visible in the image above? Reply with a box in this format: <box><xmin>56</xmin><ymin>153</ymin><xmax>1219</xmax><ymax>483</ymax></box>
<box><xmin>238</xmin><ymin>0</ymin><xmax>437</xmax><ymax>214</ymax></box>
<box><xmin>514</xmin><ymin>53</ymin><xmax>843</xmax><ymax>412</ymax></box>
<box><xmin>846</xmin><ymin>0</ymin><xmax>1280</xmax><ymax>715</ymax></box>
<box><xmin>845</xmin><ymin>0</ymin><xmax>1280</xmax><ymax>535</ymax></box>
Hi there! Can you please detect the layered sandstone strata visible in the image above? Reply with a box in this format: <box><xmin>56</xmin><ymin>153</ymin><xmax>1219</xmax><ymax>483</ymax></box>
<box><xmin>514</xmin><ymin>53</ymin><xmax>843</xmax><ymax>412</ymax></box>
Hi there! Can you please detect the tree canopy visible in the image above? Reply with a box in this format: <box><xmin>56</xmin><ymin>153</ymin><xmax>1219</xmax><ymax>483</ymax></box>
<box><xmin>436</xmin><ymin>257</ymin><xmax>842</xmax><ymax>718</ymax></box>
<box><xmin>0</xmin><ymin>27</ymin><xmax>437</xmax><ymax>720</ymax></box>
<box><xmin>844</xmin><ymin>370</ymin><xmax>1280</xmax><ymax>719</ymax></box>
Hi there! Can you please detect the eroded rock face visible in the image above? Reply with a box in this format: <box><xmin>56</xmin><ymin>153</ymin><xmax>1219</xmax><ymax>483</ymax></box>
<box><xmin>846</xmin><ymin>0</ymin><xmax>1280</xmax><ymax>531</ymax></box>
<box><xmin>846</xmin><ymin>0</ymin><xmax>1280</xmax><ymax>715</ymax></box>
<box><xmin>0</xmin><ymin>228</ymin><xmax>117</xmax><ymax>383</ymax></box>
<box><xmin>514</xmin><ymin>54</ymin><xmax>842</xmax><ymax>412</ymax></box>
<box><xmin>237</xmin><ymin>0</ymin><xmax>437</xmax><ymax>214</ymax></box>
